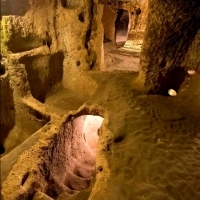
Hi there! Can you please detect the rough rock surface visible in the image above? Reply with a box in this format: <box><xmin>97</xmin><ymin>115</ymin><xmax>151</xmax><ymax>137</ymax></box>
<box><xmin>102</xmin><ymin>5</ymin><xmax>116</xmax><ymax>42</ymax></box>
<box><xmin>1</xmin><ymin>72</ymin><xmax>200</xmax><ymax>200</ymax></box>
<box><xmin>138</xmin><ymin>0</ymin><xmax>200</xmax><ymax>94</ymax></box>
<box><xmin>182</xmin><ymin>29</ymin><xmax>200</xmax><ymax>72</ymax></box>
<box><xmin>1</xmin><ymin>0</ymin><xmax>200</xmax><ymax>200</ymax></box>
<box><xmin>1</xmin><ymin>0</ymin><xmax>104</xmax><ymax>153</ymax></box>
<box><xmin>1</xmin><ymin>0</ymin><xmax>102</xmax><ymax>93</ymax></box>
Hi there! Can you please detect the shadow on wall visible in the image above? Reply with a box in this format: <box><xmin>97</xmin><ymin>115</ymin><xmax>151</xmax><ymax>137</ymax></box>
<box><xmin>0</xmin><ymin>73</ymin><xmax>15</xmax><ymax>154</ymax></box>
<box><xmin>1</xmin><ymin>0</ymin><xmax>29</xmax><ymax>16</ymax></box>
<box><xmin>19</xmin><ymin>52</ymin><xmax>64</xmax><ymax>103</ymax></box>
<box><xmin>140</xmin><ymin>1</ymin><xmax>200</xmax><ymax>95</ymax></box>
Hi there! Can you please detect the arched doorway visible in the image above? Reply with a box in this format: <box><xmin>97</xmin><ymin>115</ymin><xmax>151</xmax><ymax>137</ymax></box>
<box><xmin>115</xmin><ymin>9</ymin><xmax>130</xmax><ymax>46</ymax></box>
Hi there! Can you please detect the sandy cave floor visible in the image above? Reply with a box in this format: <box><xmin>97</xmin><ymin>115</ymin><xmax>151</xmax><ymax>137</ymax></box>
<box><xmin>89</xmin><ymin>71</ymin><xmax>200</xmax><ymax>200</ymax></box>
<box><xmin>102</xmin><ymin>42</ymin><xmax>140</xmax><ymax>72</ymax></box>
<box><xmin>1</xmin><ymin>67</ymin><xmax>200</xmax><ymax>200</ymax></box>
<box><xmin>44</xmin><ymin>88</ymin><xmax>90</xmax><ymax>116</ymax></box>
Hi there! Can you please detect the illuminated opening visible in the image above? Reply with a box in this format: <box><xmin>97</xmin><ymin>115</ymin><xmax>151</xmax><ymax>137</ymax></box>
<box><xmin>0</xmin><ymin>113</ymin><xmax>105</xmax><ymax>199</ymax></box>
<box><xmin>64</xmin><ymin>115</ymin><xmax>104</xmax><ymax>192</ymax></box>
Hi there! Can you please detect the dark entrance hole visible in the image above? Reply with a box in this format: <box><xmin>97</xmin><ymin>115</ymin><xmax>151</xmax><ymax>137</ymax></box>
<box><xmin>44</xmin><ymin>115</ymin><xmax>104</xmax><ymax>197</ymax></box>
<box><xmin>78</xmin><ymin>12</ymin><xmax>85</xmax><ymax>22</ymax></box>
<box><xmin>0</xmin><ymin>63</ymin><xmax>6</xmax><ymax>75</ymax></box>
<box><xmin>115</xmin><ymin>9</ymin><xmax>130</xmax><ymax>46</ymax></box>
<box><xmin>0</xmin><ymin>144</ymin><xmax>5</xmax><ymax>154</ymax></box>
<box><xmin>114</xmin><ymin>135</ymin><xmax>125</xmax><ymax>143</ymax></box>
<box><xmin>156</xmin><ymin>67</ymin><xmax>187</xmax><ymax>95</ymax></box>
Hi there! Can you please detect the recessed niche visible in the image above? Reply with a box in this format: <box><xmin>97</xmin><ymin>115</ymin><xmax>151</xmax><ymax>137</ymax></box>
<box><xmin>21</xmin><ymin>172</ymin><xmax>29</xmax><ymax>186</ymax></box>
<box><xmin>78</xmin><ymin>12</ymin><xmax>85</xmax><ymax>22</ymax></box>
<box><xmin>60</xmin><ymin>0</ymin><xmax>79</xmax><ymax>9</ymax></box>
<box><xmin>114</xmin><ymin>135</ymin><xmax>125</xmax><ymax>143</ymax></box>
<box><xmin>61</xmin><ymin>0</ymin><xmax>67</xmax><ymax>7</ymax></box>
<box><xmin>135</xmin><ymin>8</ymin><xmax>142</xmax><ymax>16</ymax></box>
<box><xmin>19</xmin><ymin>52</ymin><xmax>64</xmax><ymax>103</ymax></box>
<box><xmin>76</xmin><ymin>60</ymin><xmax>81</xmax><ymax>66</ymax></box>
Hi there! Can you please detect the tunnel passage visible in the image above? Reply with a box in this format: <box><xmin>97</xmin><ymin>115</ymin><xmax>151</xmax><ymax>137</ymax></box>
<box><xmin>45</xmin><ymin>114</ymin><xmax>104</xmax><ymax>198</ymax></box>
<box><xmin>64</xmin><ymin>115</ymin><xmax>104</xmax><ymax>190</ymax></box>
<box><xmin>0</xmin><ymin>145</ymin><xmax>5</xmax><ymax>154</ymax></box>
<box><xmin>115</xmin><ymin>9</ymin><xmax>130</xmax><ymax>45</ymax></box>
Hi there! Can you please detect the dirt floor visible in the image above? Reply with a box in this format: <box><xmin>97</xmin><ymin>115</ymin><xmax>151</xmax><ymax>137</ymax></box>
<box><xmin>88</xmin><ymin>71</ymin><xmax>200</xmax><ymax>200</ymax></box>
<box><xmin>103</xmin><ymin>42</ymin><xmax>140</xmax><ymax>72</ymax></box>
<box><xmin>1</xmin><ymin>52</ymin><xmax>200</xmax><ymax>199</ymax></box>
<box><xmin>44</xmin><ymin>88</ymin><xmax>90</xmax><ymax>116</ymax></box>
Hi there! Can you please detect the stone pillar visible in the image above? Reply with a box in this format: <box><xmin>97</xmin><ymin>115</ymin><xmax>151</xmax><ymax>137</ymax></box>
<box><xmin>101</xmin><ymin>5</ymin><xmax>116</xmax><ymax>42</ymax></box>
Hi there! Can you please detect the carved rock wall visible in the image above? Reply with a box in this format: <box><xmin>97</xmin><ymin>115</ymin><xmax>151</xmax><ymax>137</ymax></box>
<box><xmin>138</xmin><ymin>0</ymin><xmax>200</xmax><ymax>94</ymax></box>
<box><xmin>182</xmin><ymin>29</ymin><xmax>200</xmax><ymax>72</ymax></box>
<box><xmin>102</xmin><ymin>5</ymin><xmax>116</xmax><ymax>42</ymax></box>
<box><xmin>1</xmin><ymin>0</ymin><xmax>104</xmax><ymax>96</ymax></box>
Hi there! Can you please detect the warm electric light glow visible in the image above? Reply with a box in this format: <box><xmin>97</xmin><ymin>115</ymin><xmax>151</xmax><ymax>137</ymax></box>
<box><xmin>168</xmin><ymin>89</ymin><xmax>177</xmax><ymax>96</ymax></box>
<box><xmin>82</xmin><ymin>115</ymin><xmax>104</xmax><ymax>156</ymax></box>
<box><xmin>187</xmin><ymin>70</ymin><xmax>195</xmax><ymax>75</ymax></box>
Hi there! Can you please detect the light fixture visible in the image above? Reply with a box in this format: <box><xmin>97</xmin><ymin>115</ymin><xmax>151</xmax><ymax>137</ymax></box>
<box><xmin>187</xmin><ymin>70</ymin><xmax>195</xmax><ymax>75</ymax></box>
<box><xmin>168</xmin><ymin>89</ymin><xmax>177</xmax><ymax>96</ymax></box>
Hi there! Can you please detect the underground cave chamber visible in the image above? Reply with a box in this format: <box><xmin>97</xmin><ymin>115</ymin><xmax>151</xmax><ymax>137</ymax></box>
<box><xmin>38</xmin><ymin>114</ymin><xmax>105</xmax><ymax>199</ymax></box>
<box><xmin>1</xmin><ymin>0</ymin><xmax>200</xmax><ymax>199</ymax></box>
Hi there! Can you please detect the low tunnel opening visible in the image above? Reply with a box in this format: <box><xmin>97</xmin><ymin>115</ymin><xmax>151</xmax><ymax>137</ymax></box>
<box><xmin>115</xmin><ymin>9</ymin><xmax>130</xmax><ymax>46</ymax></box>
<box><xmin>64</xmin><ymin>115</ymin><xmax>104</xmax><ymax>191</ymax></box>
<box><xmin>44</xmin><ymin>114</ymin><xmax>104</xmax><ymax>199</ymax></box>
